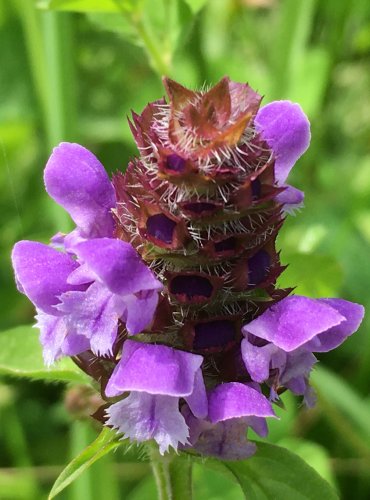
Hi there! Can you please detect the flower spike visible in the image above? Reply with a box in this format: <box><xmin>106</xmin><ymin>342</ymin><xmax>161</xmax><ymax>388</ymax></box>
<box><xmin>11</xmin><ymin>78</ymin><xmax>364</xmax><ymax>459</ymax></box>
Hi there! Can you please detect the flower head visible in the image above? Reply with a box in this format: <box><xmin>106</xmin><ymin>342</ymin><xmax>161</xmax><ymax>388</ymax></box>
<box><xmin>12</xmin><ymin>78</ymin><xmax>364</xmax><ymax>458</ymax></box>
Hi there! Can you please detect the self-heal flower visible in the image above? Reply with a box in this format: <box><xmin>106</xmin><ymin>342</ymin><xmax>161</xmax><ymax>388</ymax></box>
<box><xmin>241</xmin><ymin>296</ymin><xmax>364</xmax><ymax>404</ymax></box>
<box><xmin>11</xmin><ymin>77</ymin><xmax>364</xmax><ymax>459</ymax></box>
<box><xmin>105</xmin><ymin>340</ymin><xmax>207</xmax><ymax>454</ymax></box>
<box><xmin>12</xmin><ymin>145</ymin><xmax>162</xmax><ymax>364</ymax></box>
<box><xmin>182</xmin><ymin>382</ymin><xmax>275</xmax><ymax>459</ymax></box>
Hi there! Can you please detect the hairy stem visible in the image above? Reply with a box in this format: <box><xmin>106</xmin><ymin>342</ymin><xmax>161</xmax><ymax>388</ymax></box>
<box><xmin>147</xmin><ymin>444</ymin><xmax>193</xmax><ymax>500</ymax></box>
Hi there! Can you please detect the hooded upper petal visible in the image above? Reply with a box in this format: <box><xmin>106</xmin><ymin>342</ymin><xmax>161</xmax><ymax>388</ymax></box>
<box><xmin>44</xmin><ymin>143</ymin><xmax>116</xmax><ymax>238</ymax></box>
<box><xmin>208</xmin><ymin>382</ymin><xmax>275</xmax><ymax>424</ymax></box>
<box><xmin>305</xmin><ymin>298</ymin><xmax>365</xmax><ymax>352</ymax></box>
<box><xmin>105</xmin><ymin>340</ymin><xmax>204</xmax><ymax>398</ymax></box>
<box><xmin>72</xmin><ymin>238</ymin><xmax>162</xmax><ymax>295</ymax></box>
<box><xmin>11</xmin><ymin>241</ymin><xmax>79</xmax><ymax>314</ymax></box>
<box><xmin>255</xmin><ymin>101</ymin><xmax>310</xmax><ymax>184</ymax></box>
<box><xmin>242</xmin><ymin>295</ymin><xmax>345</xmax><ymax>352</ymax></box>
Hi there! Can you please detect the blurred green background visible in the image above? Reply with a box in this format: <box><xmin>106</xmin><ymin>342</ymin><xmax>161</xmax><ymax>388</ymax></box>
<box><xmin>1</xmin><ymin>0</ymin><xmax>370</xmax><ymax>498</ymax></box>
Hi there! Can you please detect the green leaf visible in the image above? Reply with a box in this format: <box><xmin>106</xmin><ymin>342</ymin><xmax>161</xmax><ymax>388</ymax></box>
<box><xmin>278</xmin><ymin>252</ymin><xmax>343</xmax><ymax>297</ymax></box>
<box><xmin>311</xmin><ymin>366</ymin><xmax>370</xmax><ymax>444</ymax></box>
<box><xmin>183</xmin><ymin>0</ymin><xmax>208</xmax><ymax>13</ymax></box>
<box><xmin>277</xmin><ymin>438</ymin><xmax>336</xmax><ymax>487</ymax></box>
<box><xmin>49</xmin><ymin>427</ymin><xmax>122</xmax><ymax>499</ymax></box>
<box><xmin>215</xmin><ymin>442</ymin><xmax>338</xmax><ymax>499</ymax></box>
<box><xmin>86</xmin><ymin>12</ymin><xmax>139</xmax><ymax>44</ymax></box>
<box><xmin>0</xmin><ymin>325</ymin><xmax>89</xmax><ymax>383</ymax></box>
<box><xmin>37</xmin><ymin>0</ymin><xmax>135</xmax><ymax>13</ymax></box>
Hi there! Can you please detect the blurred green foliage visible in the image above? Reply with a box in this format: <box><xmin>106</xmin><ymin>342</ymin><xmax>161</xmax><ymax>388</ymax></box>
<box><xmin>0</xmin><ymin>0</ymin><xmax>370</xmax><ymax>498</ymax></box>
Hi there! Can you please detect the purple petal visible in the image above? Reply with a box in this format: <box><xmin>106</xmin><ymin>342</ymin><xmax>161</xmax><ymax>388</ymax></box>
<box><xmin>245</xmin><ymin>416</ymin><xmax>269</xmax><ymax>437</ymax></box>
<box><xmin>280</xmin><ymin>350</ymin><xmax>317</xmax><ymax>386</ymax></box>
<box><xmin>36</xmin><ymin>311</ymin><xmax>67</xmax><ymax>365</ymax></box>
<box><xmin>276</xmin><ymin>185</ymin><xmax>304</xmax><ymax>214</ymax></box>
<box><xmin>241</xmin><ymin>338</ymin><xmax>281</xmax><ymax>383</ymax></box>
<box><xmin>306</xmin><ymin>298</ymin><xmax>364</xmax><ymax>352</ymax></box>
<box><xmin>255</xmin><ymin>101</ymin><xmax>310</xmax><ymax>184</ymax></box>
<box><xmin>106</xmin><ymin>392</ymin><xmax>189</xmax><ymax>454</ymax></box>
<box><xmin>73</xmin><ymin>238</ymin><xmax>162</xmax><ymax>295</ymax></box>
<box><xmin>36</xmin><ymin>309</ymin><xmax>90</xmax><ymax>365</ymax></box>
<box><xmin>105</xmin><ymin>340</ymin><xmax>204</xmax><ymax>398</ymax></box>
<box><xmin>208</xmin><ymin>382</ymin><xmax>275</xmax><ymax>424</ymax></box>
<box><xmin>44</xmin><ymin>143</ymin><xmax>116</xmax><ymax>238</ymax></box>
<box><xmin>12</xmin><ymin>241</ymin><xmax>79</xmax><ymax>314</ymax></box>
<box><xmin>121</xmin><ymin>290</ymin><xmax>159</xmax><ymax>334</ymax></box>
<box><xmin>184</xmin><ymin>368</ymin><xmax>208</xmax><ymax>419</ymax></box>
<box><xmin>58</xmin><ymin>282</ymin><xmax>123</xmax><ymax>356</ymax></box>
<box><xmin>242</xmin><ymin>296</ymin><xmax>345</xmax><ymax>352</ymax></box>
<box><xmin>183</xmin><ymin>409</ymin><xmax>257</xmax><ymax>460</ymax></box>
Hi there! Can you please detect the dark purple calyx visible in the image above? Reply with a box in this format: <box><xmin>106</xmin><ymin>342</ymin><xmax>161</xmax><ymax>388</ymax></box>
<box><xmin>248</xmin><ymin>250</ymin><xmax>271</xmax><ymax>287</ymax></box>
<box><xmin>193</xmin><ymin>319</ymin><xmax>238</xmax><ymax>351</ymax></box>
<box><xmin>214</xmin><ymin>236</ymin><xmax>237</xmax><ymax>253</ymax></box>
<box><xmin>168</xmin><ymin>272</ymin><xmax>222</xmax><ymax>304</ymax></box>
<box><xmin>180</xmin><ymin>200</ymin><xmax>221</xmax><ymax>218</ymax></box>
<box><xmin>146</xmin><ymin>214</ymin><xmax>176</xmax><ymax>244</ymax></box>
<box><xmin>166</xmin><ymin>154</ymin><xmax>186</xmax><ymax>173</ymax></box>
<box><xmin>201</xmin><ymin>236</ymin><xmax>242</xmax><ymax>260</ymax></box>
<box><xmin>251</xmin><ymin>178</ymin><xmax>261</xmax><ymax>199</ymax></box>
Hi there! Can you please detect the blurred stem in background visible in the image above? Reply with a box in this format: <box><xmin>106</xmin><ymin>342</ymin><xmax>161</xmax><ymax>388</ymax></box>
<box><xmin>0</xmin><ymin>385</ymin><xmax>41</xmax><ymax>499</ymax></box>
<box><xmin>15</xmin><ymin>1</ymin><xmax>76</xmax><ymax>232</ymax></box>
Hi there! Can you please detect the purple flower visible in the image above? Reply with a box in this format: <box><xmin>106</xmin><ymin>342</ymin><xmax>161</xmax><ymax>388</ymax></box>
<box><xmin>255</xmin><ymin>101</ymin><xmax>310</xmax><ymax>212</ymax></box>
<box><xmin>182</xmin><ymin>382</ymin><xmax>275</xmax><ymax>459</ymax></box>
<box><xmin>12</xmin><ymin>238</ymin><xmax>162</xmax><ymax>364</ymax></box>
<box><xmin>11</xmin><ymin>142</ymin><xmax>162</xmax><ymax>364</ymax></box>
<box><xmin>241</xmin><ymin>296</ymin><xmax>364</xmax><ymax>403</ymax></box>
<box><xmin>44</xmin><ymin>142</ymin><xmax>116</xmax><ymax>247</ymax></box>
<box><xmin>11</xmin><ymin>78</ymin><xmax>365</xmax><ymax>460</ymax></box>
<box><xmin>105</xmin><ymin>340</ymin><xmax>207</xmax><ymax>454</ymax></box>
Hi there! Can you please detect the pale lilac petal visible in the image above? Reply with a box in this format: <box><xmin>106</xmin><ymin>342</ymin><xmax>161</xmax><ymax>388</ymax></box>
<box><xmin>208</xmin><ymin>382</ymin><xmax>275</xmax><ymax>424</ymax></box>
<box><xmin>36</xmin><ymin>310</ymin><xmax>90</xmax><ymax>365</ymax></box>
<box><xmin>122</xmin><ymin>290</ymin><xmax>159</xmax><ymax>334</ymax></box>
<box><xmin>36</xmin><ymin>311</ymin><xmax>67</xmax><ymax>365</ymax></box>
<box><xmin>106</xmin><ymin>392</ymin><xmax>189</xmax><ymax>454</ymax></box>
<box><xmin>57</xmin><ymin>282</ymin><xmax>124</xmax><ymax>356</ymax></box>
<box><xmin>280</xmin><ymin>350</ymin><xmax>317</xmax><ymax>386</ymax></box>
<box><xmin>183</xmin><ymin>410</ymin><xmax>257</xmax><ymax>460</ymax></box>
<box><xmin>12</xmin><ymin>241</ymin><xmax>79</xmax><ymax>314</ymax></box>
<box><xmin>61</xmin><ymin>332</ymin><xmax>90</xmax><ymax>358</ymax></box>
<box><xmin>285</xmin><ymin>376</ymin><xmax>307</xmax><ymax>396</ymax></box>
<box><xmin>184</xmin><ymin>368</ymin><xmax>208</xmax><ymax>419</ymax></box>
<box><xmin>241</xmin><ymin>338</ymin><xmax>279</xmax><ymax>383</ymax></box>
<box><xmin>105</xmin><ymin>340</ymin><xmax>203</xmax><ymax>398</ymax></box>
<box><xmin>73</xmin><ymin>238</ymin><xmax>163</xmax><ymax>295</ymax></box>
<box><xmin>276</xmin><ymin>185</ymin><xmax>304</xmax><ymax>214</ymax></box>
<box><xmin>66</xmin><ymin>264</ymin><xmax>96</xmax><ymax>286</ymax></box>
<box><xmin>243</xmin><ymin>296</ymin><xmax>345</xmax><ymax>352</ymax></box>
<box><xmin>255</xmin><ymin>101</ymin><xmax>310</xmax><ymax>184</ymax></box>
<box><xmin>245</xmin><ymin>416</ymin><xmax>269</xmax><ymax>437</ymax></box>
<box><xmin>44</xmin><ymin>142</ymin><xmax>115</xmax><ymax>238</ymax></box>
<box><xmin>305</xmin><ymin>299</ymin><xmax>365</xmax><ymax>352</ymax></box>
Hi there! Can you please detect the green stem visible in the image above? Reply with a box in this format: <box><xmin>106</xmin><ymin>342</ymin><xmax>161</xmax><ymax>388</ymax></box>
<box><xmin>133</xmin><ymin>15</ymin><xmax>170</xmax><ymax>77</ymax></box>
<box><xmin>147</xmin><ymin>444</ymin><xmax>193</xmax><ymax>500</ymax></box>
<box><xmin>69</xmin><ymin>421</ymin><xmax>95</xmax><ymax>500</ymax></box>
<box><xmin>16</xmin><ymin>3</ymin><xmax>77</xmax><ymax>233</ymax></box>
<box><xmin>113</xmin><ymin>0</ymin><xmax>170</xmax><ymax>77</ymax></box>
